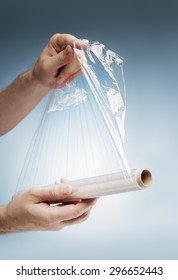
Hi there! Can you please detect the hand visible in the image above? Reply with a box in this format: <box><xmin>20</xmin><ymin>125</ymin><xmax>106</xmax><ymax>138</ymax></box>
<box><xmin>32</xmin><ymin>33</ymin><xmax>87</xmax><ymax>89</ymax></box>
<box><xmin>0</xmin><ymin>33</ymin><xmax>87</xmax><ymax>135</ymax></box>
<box><xmin>0</xmin><ymin>183</ymin><xmax>97</xmax><ymax>233</ymax></box>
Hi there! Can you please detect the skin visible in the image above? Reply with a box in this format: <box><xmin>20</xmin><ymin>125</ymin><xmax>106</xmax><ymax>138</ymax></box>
<box><xmin>0</xmin><ymin>184</ymin><xmax>97</xmax><ymax>233</ymax></box>
<box><xmin>0</xmin><ymin>33</ymin><xmax>86</xmax><ymax>136</ymax></box>
<box><xmin>0</xmin><ymin>33</ymin><xmax>97</xmax><ymax>233</ymax></box>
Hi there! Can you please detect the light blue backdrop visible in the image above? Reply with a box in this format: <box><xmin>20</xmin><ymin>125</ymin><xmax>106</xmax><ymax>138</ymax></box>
<box><xmin>0</xmin><ymin>0</ymin><xmax>178</xmax><ymax>259</ymax></box>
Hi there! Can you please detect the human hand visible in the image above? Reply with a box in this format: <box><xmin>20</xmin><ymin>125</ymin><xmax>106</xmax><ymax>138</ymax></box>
<box><xmin>32</xmin><ymin>33</ymin><xmax>87</xmax><ymax>89</ymax></box>
<box><xmin>0</xmin><ymin>183</ymin><xmax>97</xmax><ymax>233</ymax></box>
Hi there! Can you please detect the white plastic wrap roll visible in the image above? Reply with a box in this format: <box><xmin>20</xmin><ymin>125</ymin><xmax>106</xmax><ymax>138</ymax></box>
<box><xmin>64</xmin><ymin>168</ymin><xmax>152</xmax><ymax>201</ymax></box>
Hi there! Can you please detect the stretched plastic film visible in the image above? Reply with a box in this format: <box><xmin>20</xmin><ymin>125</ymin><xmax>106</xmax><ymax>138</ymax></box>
<box><xmin>16</xmin><ymin>40</ymin><xmax>152</xmax><ymax>197</ymax></box>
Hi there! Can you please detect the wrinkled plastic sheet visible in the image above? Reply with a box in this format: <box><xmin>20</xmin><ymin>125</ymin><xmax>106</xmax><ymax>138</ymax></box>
<box><xmin>17</xmin><ymin>40</ymin><xmax>133</xmax><ymax>193</ymax></box>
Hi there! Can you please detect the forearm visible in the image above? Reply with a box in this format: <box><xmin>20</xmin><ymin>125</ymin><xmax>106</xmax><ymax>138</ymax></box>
<box><xmin>0</xmin><ymin>34</ymin><xmax>86</xmax><ymax>136</ymax></box>
<box><xmin>0</xmin><ymin>69</ymin><xmax>49</xmax><ymax>136</ymax></box>
<box><xmin>0</xmin><ymin>204</ymin><xmax>23</xmax><ymax>234</ymax></box>
<box><xmin>0</xmin><ymin>205</ymin><xmax>9</xmax><ymax>234</ymax></box>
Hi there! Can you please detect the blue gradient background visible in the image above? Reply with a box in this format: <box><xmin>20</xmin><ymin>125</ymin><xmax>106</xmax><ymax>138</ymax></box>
<box><xmin>0</xmin><ymin>0</ymin><xmax>178</xmax><ymax>259</ymax></box>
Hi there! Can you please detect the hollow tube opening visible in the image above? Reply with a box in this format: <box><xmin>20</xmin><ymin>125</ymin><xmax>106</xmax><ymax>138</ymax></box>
<box><xmin>136</xmin><ymin>169</ymin><xmax>152</xmax><ymax>188</ymax></box>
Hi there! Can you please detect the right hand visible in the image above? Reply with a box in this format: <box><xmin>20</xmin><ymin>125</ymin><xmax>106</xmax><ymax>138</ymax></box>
<box><xmin>31</xmin><ymin>33</ymin><xmax>87</xmax><ymax>89</ymax></box>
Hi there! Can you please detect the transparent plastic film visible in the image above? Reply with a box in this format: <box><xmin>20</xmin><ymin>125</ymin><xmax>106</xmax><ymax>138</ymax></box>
<box><xmin>16</xmin><ymin>40</ymin><xmax>152</xmax><ymax>197</ymax></box>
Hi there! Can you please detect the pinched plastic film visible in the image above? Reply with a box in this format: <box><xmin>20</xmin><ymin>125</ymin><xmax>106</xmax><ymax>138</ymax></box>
<box><xmin>17</xmin><ymin>41</ymin><xmax>132</xmax><ymax>192</ymax></box>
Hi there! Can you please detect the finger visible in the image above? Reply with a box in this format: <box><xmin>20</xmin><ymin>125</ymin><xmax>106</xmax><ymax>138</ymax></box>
<box><xmin>47</xmin><ymin>45</ymin><xmax>74</xmax><ymax>73</ymax></box>
<box><xmin>50</xmin><ymin>33</ymin><xmax>87</xmax><ymax>52</ymax></box>
<box><xmin>55</xmin><ymin>178</ymin><xmax>70</xmax><ymax>191</ymax></box>
<box><xmin>60</xmin><ymin>177</ymin><xmax>69</xmax><ymax>183</ymax></box>
<box><xmin>55</xmin><ymin>180</ymin><xmax>61</xmax><ymax>184</ymax></box>
<box><xmin>48</xmin><ymin>198</ymin><xmax>97</xmax><ymax>221</ymax></box>
<box><xmin>47</xmin><ymin>210</ymin><xmax>91</xmax><ymax>231</ymax></box>
<box><xmin>30</xmin><ymin>183</ymin><xmax>73</xmax><ymax>202</ymax></box>
<box><xmin>56</xmin><ymin>68</ymin><xmax>82</xmax><ymax>87</ymax></box>
<box><xmin>54</xmin><ymin>178</ymin><xmax>68</xmax><ymax>184</ymax></box>
<box><xmin>56</xmin><ymin>51</ymin><xmax>83</xmax><ymax>87</ymax></box>
<box><xmin>61</xmin><ymin>210</ymin><xmax>91</xmax><ymax>227</ymax></box>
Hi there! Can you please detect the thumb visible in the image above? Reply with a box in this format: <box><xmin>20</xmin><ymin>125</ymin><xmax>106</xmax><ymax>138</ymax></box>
<box><xmin>48</xmin><ymin>45</ymin><xmax>74</xmax><ymax>73</ymax></box>
<box><xmin>32</xmin><ymin>183</ymin><xmax>73</xmax><ymax>203</ymax></box>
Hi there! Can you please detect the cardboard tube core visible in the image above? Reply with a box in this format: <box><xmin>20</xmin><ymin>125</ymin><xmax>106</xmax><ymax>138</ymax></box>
<box><xmin>137</xmin><ymin>169</ymin><xmax>152</xmax><ymax>188</ymax></box>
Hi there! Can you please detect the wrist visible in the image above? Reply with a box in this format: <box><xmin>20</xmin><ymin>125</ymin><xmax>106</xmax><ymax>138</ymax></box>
<box><xmin>25</xmin><ymin>68</ymin><xmax>49</xmax><ymax>95</ymax></box>
<box><xmin>0</xmin><ymin>205</ymin><xmax>11</xmax><ymax>234</ymax></box>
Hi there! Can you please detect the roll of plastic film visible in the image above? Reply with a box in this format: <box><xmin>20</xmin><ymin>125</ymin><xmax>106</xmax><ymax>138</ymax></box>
<box><xmin>59</xmin><ymin>168</ymin><xmax>152</xmax><ymax>202</ymax></box>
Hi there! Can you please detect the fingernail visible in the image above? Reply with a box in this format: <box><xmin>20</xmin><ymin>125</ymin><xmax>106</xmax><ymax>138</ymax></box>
<box><xmin>60</xmin><ymin>177</ymin><xmax>68</xmax><ymax>183</ymax></box>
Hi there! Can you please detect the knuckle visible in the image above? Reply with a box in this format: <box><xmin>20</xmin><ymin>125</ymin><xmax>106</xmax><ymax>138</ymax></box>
<box><xmin>11</xmin><ymin>193</ymin><xmax>19</xmax><ymax>201</ymax></box>
<box><xmin>61</xmin><ymin>33</ymin><xmax>69</xmax><ymax>41</ymax></box>
<box><xmin>49</xmin><ymin>34</ymin><xmax>61</xmax><ymax>52</ymax></box>
<box><xmin>50</xmin><ymin>33</ymin><xmax>60</xmax><ymax>42</ymax></box>
<box><xmin>48</xmin><ymin>187</ymin><xmax>58</xmax><ymax>199</ymax></box>
<box><xmin>26</xmin><ymin>188</ymin><xmax>36</xmax><ymax>197</ymax></box>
